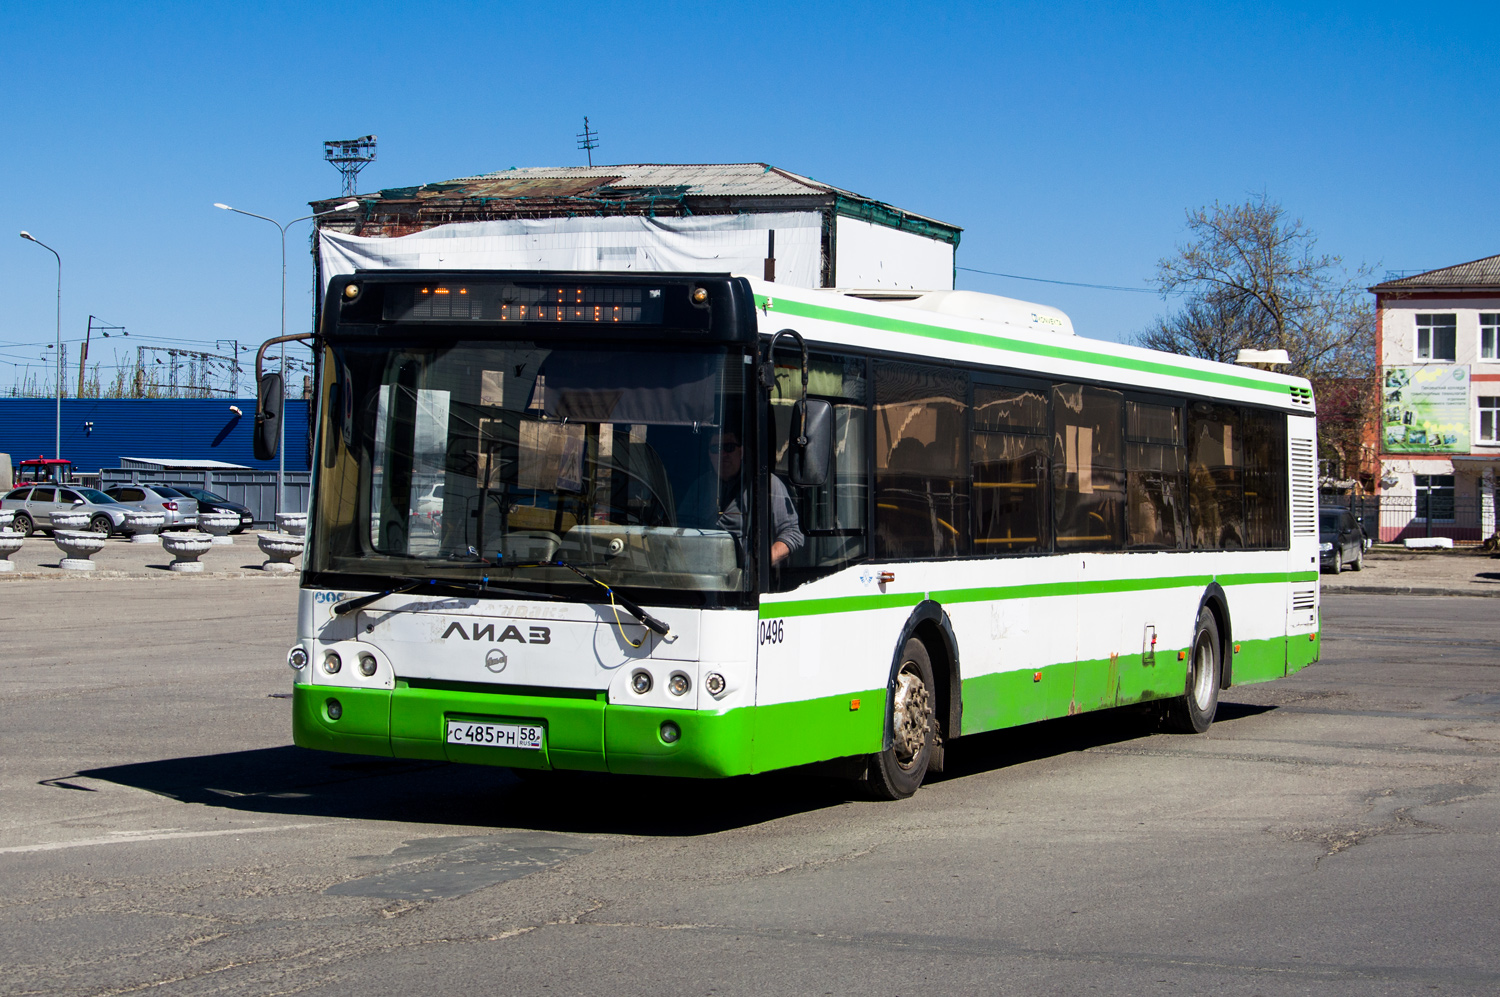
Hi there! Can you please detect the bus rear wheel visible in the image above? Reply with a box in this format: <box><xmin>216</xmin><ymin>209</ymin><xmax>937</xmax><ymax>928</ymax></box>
<box><xmin>1162</xmin><ymin>608</ymin><xmax>1220</xmax><ymax>734</ymax></box>
<box><xmin>864</xmin><ymin>637</ymin><xmax>936</xmax><ymax>800</ymax></box>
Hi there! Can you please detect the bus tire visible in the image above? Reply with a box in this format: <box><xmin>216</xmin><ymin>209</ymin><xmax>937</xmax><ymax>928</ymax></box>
<box><xmin>864</xmin><ymin>637</ymin><xmax>936</xmax><ymax>800</ymax></box>
<box><xmin>1162</xmin><ymin>608</ymin><xmax>1220</xmax><ymax>734</ymax></box>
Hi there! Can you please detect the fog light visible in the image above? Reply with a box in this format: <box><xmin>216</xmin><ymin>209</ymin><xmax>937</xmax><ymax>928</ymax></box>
<box><xmin>631</xmin><ymin>669</ymin><xmax>652</xmax><ymax>694</ymax></box>
<box><xmin>322</xmin><ymin>651</ymin><xmax>342</xmax><ymax>675</ymax></box>
<box><xmin>358</xmin><ymin>653</ymin><xmax>378</xmax><ymax>677</ymax></box>
<box><xmin>343</xmin><ymin>283</ymin><xmax>360</xmax><ymax>300</ymax></box>
<box><xmin>691</xmin><ymin>287</ymin><xmax>709</xmax><ymax>304</ymax></box>
<box><xmin>326</xmin><ymin>698</ymin><xmax>343</xmax><ymax>720</ymax></box>
<box><xmin>659</xmin><ymin>721</ymin><xmax>680</xmax><ymax>743</ymax></box>
<box><xmin>287</xmin><ymin>646</ymin><xmax>308</xmax><ymax>671</ymax></box>
<box><xmin>668</xmin><ymin>672</ymin><xmax>690</xmax><ymax>696</ymax></box>
<box><xmin>704</xmin><ymin>672</ymin><xmax>726</xmax><ymax>696</ymax></box>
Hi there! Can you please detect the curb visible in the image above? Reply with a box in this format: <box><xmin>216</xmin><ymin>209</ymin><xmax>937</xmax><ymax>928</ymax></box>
<box><xmin>1322</xmin><ymin>584</ymin><xmax>1500</xmax><ymax>598</ymax></box>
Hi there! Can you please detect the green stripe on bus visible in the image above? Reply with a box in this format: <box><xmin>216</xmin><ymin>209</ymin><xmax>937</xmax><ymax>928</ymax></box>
<box><xmin>760</xmin><ymin>570</ymin><xmax>1318</xmax><ymax>618</ymax></box>
<box><xmin>756</xmin><ymin>294</ymin><xmax>1286</xmax><ymax>396</ymax></box>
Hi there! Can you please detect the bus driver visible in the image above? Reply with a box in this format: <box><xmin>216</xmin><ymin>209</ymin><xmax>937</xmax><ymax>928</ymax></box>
<box><xmin>709</xmin><ymin>429</ymin><xmax>803</xmax><ymax>566</ymax></box>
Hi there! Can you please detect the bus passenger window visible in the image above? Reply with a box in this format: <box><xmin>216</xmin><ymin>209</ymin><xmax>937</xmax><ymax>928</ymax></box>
<box><xmin>1125</xmin><ymin>398</ymin><xmax>1187</xmax><ymax>549</ymax></box>
<box><xmin>1052</xmin><ymin>384</ymin><xmax>1124</xmax><ymax>550</ymax></box>
<box><xmin>1242</xmin><ymin>408</ymin><xmax>1288</xmax><ymax>549</ymax></box>
<box><xmin>1188</xmin><ymin>403</ymin><xmax>1244</xmax><ymax>549</ymax></box>
<box><xmin>875</xmin><ymin>362</ymin><xmax>970</xmax><ymax>559</ymax></box>
<box><xmin>972</xmin><ymin>381</ymin><xmax>1049</xmax><ymax>553</ymax></box>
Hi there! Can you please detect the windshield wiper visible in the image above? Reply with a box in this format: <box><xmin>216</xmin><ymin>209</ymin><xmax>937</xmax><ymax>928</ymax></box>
<box><xmin>332</xmin><ymin>577</ymin><xmax>560</xmax><ymax>616</ymax></box>
<box><xmin>511</xmin><ymin>558</ymin><xmax>671</xmax><ymax>636</ymax></box>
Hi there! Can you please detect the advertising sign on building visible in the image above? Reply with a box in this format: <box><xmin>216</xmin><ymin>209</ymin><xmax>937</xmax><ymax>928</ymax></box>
<box><xmin>1382</xmin><ymin>365</ymin><xmax>1471</xmax><ymax>453</ymax></box>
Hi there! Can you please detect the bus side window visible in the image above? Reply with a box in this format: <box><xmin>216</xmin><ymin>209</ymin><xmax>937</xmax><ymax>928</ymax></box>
<box><xmin>1242</xmin><ymin>408</ymin><xmax>1288</xmax><ymax>549</ymax></box>
<box><xmin>1188</xmin><ymin>403</ymin><xmax>1245</xmax><ymax>549</ymax></box>
<box><xmin>1053</xmin><ymin>384</ymin><xmax>1125</xmax><ymax>550</ymax></box>
<box><xmin>874</xmin><ymin>362</ymin><xmax>970</xmax><ymax>559</ymax></box>
<box><xmin>1125</xmin><ymin>398</ymin><xmax>1187</xmax><ymax>549</ymax></box>
<box><xmin>972</xmin><ymin>380</ymin><xmax>1049</xmax><ymax>554</ymax></box>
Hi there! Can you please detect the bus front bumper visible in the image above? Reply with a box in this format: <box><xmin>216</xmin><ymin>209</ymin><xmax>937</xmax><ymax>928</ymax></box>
<box><xmin>292</xmin><ymin>682</ymin><xmax>757</xmax><ymax>779</ymax></box>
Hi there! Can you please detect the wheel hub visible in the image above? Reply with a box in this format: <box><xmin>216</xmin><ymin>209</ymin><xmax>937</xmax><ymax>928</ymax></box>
<box><xmin>891</xmin><ymin>663</ymin><xmax>931</xmax><ymax>769</ymax></box>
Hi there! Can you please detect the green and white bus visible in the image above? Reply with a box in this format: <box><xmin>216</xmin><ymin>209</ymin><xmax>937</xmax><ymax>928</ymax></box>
<box><xmin>266</xmin><ymin>271</ymin><xmax>1319</xmax><ymax>799</ymax></box>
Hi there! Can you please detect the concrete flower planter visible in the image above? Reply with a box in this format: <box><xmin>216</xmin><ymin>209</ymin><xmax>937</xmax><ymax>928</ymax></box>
<box><xmin>0</xmin><ymin>530</ymin><xmax>23</xmax><ymax>572</ymax></box>
<box><xmin>197</xmin><ymin>512</ymin><xmax>240</xmax><ymax>545</ymax></box>
<box><xmin>123</xmin><ymin>510</ymin><xmax>167</xmax><ymax>543</ymax></box>
<box><xmin>0</xmin><ymin>509</ymin><xmax>13</xmax><ymax>530</ymax></box>
<box><xmin>275</xmin><ymin>512</ymin><xmax>308</xmax><ymax>538</ymax></box>
<box><xmin>258</xmin><ymin>532</ymin><xmax>304</xmax><ymax>574</ymax></box>
<box><xmin>160</xmin><ymin>532</ymin><xmax>214</xmax><ymax>573</ymax></box>
<box><xmin>49</xmin><ymin>510</ymin><xmax>92</xmax><ymax>532</ymax></box>
<box><xmin>54</xmin><ymin>529</ymin><xmax>106</xmax><ymax>570</ymax></box>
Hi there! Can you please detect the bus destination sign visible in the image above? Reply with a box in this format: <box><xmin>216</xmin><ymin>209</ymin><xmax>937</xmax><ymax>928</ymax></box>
<box><xmin>384</xmin><ymin>283</ymin><xmax>667</xmax><ymax>325</ymax></box>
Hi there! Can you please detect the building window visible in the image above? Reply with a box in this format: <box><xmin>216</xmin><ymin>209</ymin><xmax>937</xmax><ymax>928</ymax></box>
<box><xmin>1416</xmin><ymin>314</ymin><xmax>1457</xmax><ymax>362</ymax></box>
<box><xmin>1414</xmin><ymin>474</ymin><xmax>1455</xmax><ymax>522</ymax></box>
<box><xmin>1482</xmin><ymin>313</ymin><xmax>1499</xmax><ymax>361</ymax></box>
<box><xmin>1480</xmin><ymin>396</ymin><xmax>1500</xmax><ymax>444</ymax></box>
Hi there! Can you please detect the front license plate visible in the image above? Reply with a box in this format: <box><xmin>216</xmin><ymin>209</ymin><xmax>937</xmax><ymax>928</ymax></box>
<box><xmin>446</xmin><ymin>720</ymin><xmax>543</xmax><ymax>750</ymax></box>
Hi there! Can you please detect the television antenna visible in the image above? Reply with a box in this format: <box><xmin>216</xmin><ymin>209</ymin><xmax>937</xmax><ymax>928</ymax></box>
<box><xmin>324</xmin><ymin>135</ymin><xmax>378</xmax><ymax>196</ymax></box>
<box><xmin>576</xmin><ymin>117</ymin><xmax>599</xmax><ymax>167</ymax></box>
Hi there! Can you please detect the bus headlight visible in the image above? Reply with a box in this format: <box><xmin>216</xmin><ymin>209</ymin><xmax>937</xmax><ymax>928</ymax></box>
<box><xmin>287</xmin><ymin>646</ymin><xmax>308</xmax><ymax>671</ymax></box>
<box><xmin>704</xmin><ymin>672</ymin><xmax>726</xmax><ymax>696</ymax></box>
<box><xmin>322</xmin><ymin>651</ymin><xmax>342</xmax><ymax>675</ymax></box>
<box><xmin>667</xmin><ymin>672</ymin><xmax>691</xmax><ymax>697</ymax></box>
<box><xmin>631</xmin><ymin>669</ymin><xmax>652</xmax><ymax>694</ymax></box>
<box><xmin>358</xmin><ymin>653</ymin><xmax>378</xmax><ymax>677</ymax></box>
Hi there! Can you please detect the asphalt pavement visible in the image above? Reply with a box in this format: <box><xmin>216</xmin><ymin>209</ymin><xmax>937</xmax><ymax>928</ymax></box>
<box><xmin>2</xmin><ymin>579</ymin><xmax>1498</xmax><ymax>995</ymax></box>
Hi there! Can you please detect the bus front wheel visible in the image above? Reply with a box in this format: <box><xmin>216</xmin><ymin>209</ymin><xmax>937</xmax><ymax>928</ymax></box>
<box><xmin>1162</xmin><ymin>608</ymin><xmax>1220</xmax><ymax>734</ymax></box>
<box><xmin>864</xmin><ymin>637</ymin><xmax>936</xmax><ymax>800</ymax></box>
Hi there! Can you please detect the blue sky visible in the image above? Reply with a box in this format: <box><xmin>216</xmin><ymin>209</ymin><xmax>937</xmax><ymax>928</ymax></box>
<box><xmin>2</xmin><ymin>1</ymin><xmax>1497</xmax><ymax>393</ymax></box>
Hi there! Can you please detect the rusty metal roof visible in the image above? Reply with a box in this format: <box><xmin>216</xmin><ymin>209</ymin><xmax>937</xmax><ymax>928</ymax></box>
<box><xmin>314</xmin><ymin>163</ymin><xmax>960</xmax><ymax>237</ymax></box>
<box><xmin>1371</xmin><ymin>253</ymin><xmax>1500</xmax><ymax>292</ymax></box>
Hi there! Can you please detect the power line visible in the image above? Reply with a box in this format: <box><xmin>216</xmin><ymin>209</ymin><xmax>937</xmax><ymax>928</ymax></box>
<box><xmin>957</xmin><ymin>265</ymin><xmax>1165</xmax><ymax>294</ymax></box>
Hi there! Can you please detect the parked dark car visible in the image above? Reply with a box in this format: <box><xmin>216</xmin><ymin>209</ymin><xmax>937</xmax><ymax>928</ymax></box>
<box><xmin>179</xmin><ymin>488</ymin><xmax>254</xmax><ymax>533</ymax></box>
<box><xmin>1320</xmin><ymin>508</ymin><xmax>1364</xmax><ymax>573</ymax></box>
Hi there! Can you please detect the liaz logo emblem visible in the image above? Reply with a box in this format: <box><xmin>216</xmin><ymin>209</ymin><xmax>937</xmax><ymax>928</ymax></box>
<box><xmin>485</xmin><ymin>649</ymin><xmax>507</xmax><ymax>673</ymax></box>
<box><xmin>441</xmin><ymin>622</ymin><xmax>551</xmax><ymax>644</ymax></box>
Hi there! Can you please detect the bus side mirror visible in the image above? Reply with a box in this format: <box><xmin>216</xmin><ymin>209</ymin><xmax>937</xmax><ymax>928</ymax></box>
<box><xmin>788</xmin><ymin>398</ymin><xmax>834</xmax><ymax>488</ymax></box>
<box><xmin>254</xmin><ymin>373</ymin><xmax>284</xmax><ymax>461</ymax></box>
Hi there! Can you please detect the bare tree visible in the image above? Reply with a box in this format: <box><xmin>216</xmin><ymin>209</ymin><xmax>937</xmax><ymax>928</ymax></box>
<box><xmin>1138</xmin><ymin>194</ymin><xmax>1378</xmax><ymax>487</ymax></box>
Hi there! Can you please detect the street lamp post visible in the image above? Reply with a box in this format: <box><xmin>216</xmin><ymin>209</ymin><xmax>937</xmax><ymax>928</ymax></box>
<box><xmin>213</xmin><ymin>200</ymin><xmax>358</xmax><ymax>516</ymax></box>
<box><xmin>18</xmin><ymin>232</ymin><xmax>62</xmax><ymax>460</ymax></box>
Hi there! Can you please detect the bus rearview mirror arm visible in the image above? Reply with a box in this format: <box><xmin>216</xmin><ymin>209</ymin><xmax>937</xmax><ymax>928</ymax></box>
<box><xmin>760</xmin><ymin>328</ymin><xmax>833</xmax><ymax>488</ymax></box>
<box><xmin>253</xmin><ymin>334</ymin><xmax>314</xmax><ymax>462</ymax></box>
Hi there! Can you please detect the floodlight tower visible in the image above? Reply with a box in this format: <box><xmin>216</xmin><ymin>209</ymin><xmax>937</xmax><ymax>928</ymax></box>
<box><xmin>324</xmin><ymin>135</ymin><xmax>378</xmax><ymax>196</ymax></box>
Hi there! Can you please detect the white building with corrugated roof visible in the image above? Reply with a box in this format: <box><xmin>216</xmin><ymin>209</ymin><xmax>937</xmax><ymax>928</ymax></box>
<box><xmin>310</xmin><ymin>163</ymin><xmax>962</xmax><ymax>296</ymax></box>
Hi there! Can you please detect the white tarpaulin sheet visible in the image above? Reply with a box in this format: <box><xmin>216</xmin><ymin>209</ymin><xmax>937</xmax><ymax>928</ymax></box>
<box><xmin>318</xmin><ymin>212</ymin><xmax>823</xmax><ymax>292</ymax></box>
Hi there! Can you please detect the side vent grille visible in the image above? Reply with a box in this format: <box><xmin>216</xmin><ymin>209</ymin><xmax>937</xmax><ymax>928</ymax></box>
<box><xmin>1291</xmin><ymin>588</ymin><xmax>1317</xmax><ymax>611</ymax></box>
<box><xmin>1291</xmin><ymin>438</ymin><xmax>1316</xmax><ymax>536</ymax></box>
<box><xmin>1289</xmin><ymin>385</ymin><xmax>1314</xmax><ymax>408</ymax></box>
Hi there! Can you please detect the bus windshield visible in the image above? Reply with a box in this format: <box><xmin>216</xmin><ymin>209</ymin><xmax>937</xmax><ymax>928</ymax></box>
<box><xmin>310</xmin><ymin>340</ymin><xmax>751</xmax><ymax>598</ymax></box>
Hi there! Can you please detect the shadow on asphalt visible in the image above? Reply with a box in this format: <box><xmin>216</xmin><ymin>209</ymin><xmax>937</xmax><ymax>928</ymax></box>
<box><xmin>71</xmin><ymin>701</ymin><xmax>1277</xmax><ymax>836</ymax></box>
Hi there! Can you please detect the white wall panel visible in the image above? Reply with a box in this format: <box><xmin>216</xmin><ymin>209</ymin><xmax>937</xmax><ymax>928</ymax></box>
<box><xmin>834</xmin><ymin>215</ymin><xmax>954</xmax><ymax>290</ymax></box>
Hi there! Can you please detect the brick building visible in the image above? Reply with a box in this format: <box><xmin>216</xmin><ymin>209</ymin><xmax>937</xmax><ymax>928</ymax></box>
<box><xmin>1371</xmin><ymin>255</ymin><xmax>1500</xmax><ymax>541</ymax></box>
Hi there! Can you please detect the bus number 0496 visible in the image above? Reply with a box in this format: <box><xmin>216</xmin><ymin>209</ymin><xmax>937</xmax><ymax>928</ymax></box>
<box><xmin>759</xmin><ymin>619</ymin><xmax>785</xmax><ymax>646</ymax></box>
